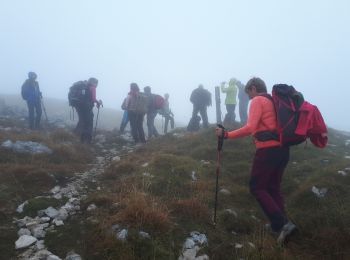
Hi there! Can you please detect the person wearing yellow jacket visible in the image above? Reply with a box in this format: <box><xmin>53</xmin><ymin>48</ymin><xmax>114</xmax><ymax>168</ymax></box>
<box><xmin>221</xmin><ymin>78</ymin><xmax>238</xmax><ymax>124</ymax></box>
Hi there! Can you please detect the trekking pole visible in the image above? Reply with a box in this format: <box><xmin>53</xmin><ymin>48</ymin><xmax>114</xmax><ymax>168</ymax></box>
<box><xmin>93</xmin><ymin>107</ymin><xmax>100</xmax><ymax>140</ymax></box>
<box><xmin>93</xmin><ymin>100</ymin><xmax>103</xmax><ymax>140</ymax></box>
<box><xmin>41</xmin><ymin>98</ymin><xmax>49</xmax><ymax>122</ymax></box>
<box><xmin>213</xmin><ymin>123</ymin><xmax>225</xmax><ymax>226</ymax></box>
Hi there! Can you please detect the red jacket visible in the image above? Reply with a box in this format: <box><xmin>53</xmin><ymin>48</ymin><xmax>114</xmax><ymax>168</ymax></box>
<box><xmin>295</xmin><ymin>101</ymin><xmax>328</xmax><ymax>148</ymax></box>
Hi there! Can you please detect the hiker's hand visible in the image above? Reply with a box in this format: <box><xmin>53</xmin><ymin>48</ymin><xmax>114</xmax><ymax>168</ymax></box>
<box><xmin>97</xmin><ymin>100</ymin><xmax>103</xmax><ymax>108</ymax></box>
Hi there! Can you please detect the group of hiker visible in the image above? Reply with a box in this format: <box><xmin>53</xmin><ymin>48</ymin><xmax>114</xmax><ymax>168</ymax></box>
<box><xmin>20</xmin><ymin>72</ymin><xmax>328</xmax><ymax>245</ymax></box>
<box><xmin>20</xmin><ymin>72</ymin><xmax>250</xmax><ymax>142</ymax></box>
<box><xmin>120</xmin><ymin>83</ymin><xmax>175</xmax><ymax>144</ymax></box>
<box><xmin>187</xmin><ymin>78</ymin><xmax>249</xmax><ymax>131</ymax></box>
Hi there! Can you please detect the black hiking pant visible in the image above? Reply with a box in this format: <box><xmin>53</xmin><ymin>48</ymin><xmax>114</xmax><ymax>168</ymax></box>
<box><xmin>75</xmin><ymin>105</ymin><xmax>94</xmax><ymax>143</ymax></box>
<box><xmin>27</xmin><ymin>100</ymin><xmax>42</xmax><ymax>129</ymax></box>
<box><xmin>192</xmin><ymin>105</ymin><xmax>208</xmax><ymax>128</ymax></box>
<box><xmin>129</xmin><ymin>111</ymin><xmax>146</xmax><ymax>143</ymax></box>
<box><xmin>146</xmin><ymin>111</ymin><xmax>159</xmax><ymax>138</ymax></box>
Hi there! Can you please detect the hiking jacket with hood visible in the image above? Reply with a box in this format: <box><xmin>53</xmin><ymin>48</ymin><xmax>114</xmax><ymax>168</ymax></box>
<box><xmin>225</xmin><ymin>95</ymin><xmax>280</xmax><ymax>149</ymax></box>
<box><xmin>21</xmin><ymin>79</ymin><xmax>41</xmax><ymax>104</ymax></box>
<box><xmin>221</xmin><ymin>82</ymin><xmax>237</xmax><ymax>105</ymax></box>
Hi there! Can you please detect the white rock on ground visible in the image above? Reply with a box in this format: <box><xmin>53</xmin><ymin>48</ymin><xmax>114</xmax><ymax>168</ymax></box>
<box><xmin>65</xmin><ymin>250</ymin><xmax>82</xmax><ymax>260</ymax></box>
<box><xmin>179</xmin><ymin>232</ymin><xmax>208</xmax><ymax>260</ymax></box>
<box><xmin>191</xmin><ymin>171</ymin><xmax>197</xmax><ymax>181</ymax></box>
<box><xmin>116</xmin><ymin>229</ymin><xmax>128</xmax><ymax>241</ymax></box>
<box><xmin>47</xmin><ymin>254</ymin><xmax>62</xmax><ymax>260</ymax></box>
<box><xmin>15</xmin><ymin>235</ymin><xmax>37</xmax><ymax>249</ymax></box>
<box><xmin>16</xmin><ymin>200</ymin><xmax>28</xmax><ymax>213</ymax></box>
<box><xmin>87</xmin><ymin>204</ymin><xmax>97</xmax><ymax>211</ymax></box>
<box><xmin>17</xmin><ymin>228</ymin><xmax>31</xmax><ymax>236</ymax></box>
<box><xmin>139</xmin><ymin>231</ymin><xmax>151</xmax><ymax>239</ymax></box>
<box><xmin>112</xmin><ymin>156</ymin><xmax>121</xmax><ymax>161</ymax></box>
<box><xmin>45</xmin><ymin>207</ymin><xmax>59</xmax><ymax>218</ymax></box>
<box><xmin>338</xmin><ymin>170</ymin><xmax>347</xmax><ymax>176</ymax></box>
<box><xmin>311</xmin><ymin>186</ymin><xmax>328</xmax><ymax>198</ymax></box>
<box><xmin>224</xmin><ymin>209</ymin><xmax>238</xmax><ymax>218</ymax></box>
<box><xmin>219</xmin><ymin>188</ymin><xmax>231</xmax><ymax>195</ymax></box>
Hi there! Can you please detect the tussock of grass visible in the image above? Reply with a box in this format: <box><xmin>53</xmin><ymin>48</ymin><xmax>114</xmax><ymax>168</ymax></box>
<box><xmin>110</xmin><ymin>191</ymin><xmax>171</xmax><ymax>233</ymax></box>
<box><xmin>171</xmin><ymin>198</ymin><xmax>210</xmax><ymax>222</ymax></box>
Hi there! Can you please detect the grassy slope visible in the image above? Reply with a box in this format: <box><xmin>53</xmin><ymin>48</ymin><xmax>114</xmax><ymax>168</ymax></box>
<box><xmin>1</xmin><ymin>118</ymin><xmax>349</xmax><ymax>259</ymax></box>
<box><xmin>77</xmin><ymin>126</ymin><xmax>350</xmax><ymax>259</ymax></box>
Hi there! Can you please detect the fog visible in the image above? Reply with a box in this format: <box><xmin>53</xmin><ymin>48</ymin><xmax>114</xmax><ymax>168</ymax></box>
<box><xmin>1</xmin><ymin>0</ymin><xmax>349</xmax><ymax>130</ymax></box>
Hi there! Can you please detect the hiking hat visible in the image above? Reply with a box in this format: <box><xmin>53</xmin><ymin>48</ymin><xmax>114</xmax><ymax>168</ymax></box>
<box><xmin>144</xmin><ymin>86</ymin><xmax>151</xmax><ymax>93</ymax></box>
<box><xmin>88</xmin><ymin>77</ymin><xmax>98</xmax><ymax>86</ymax></box>
<box><xmin>130</xmin><ymin>83</ymin><xmax>139</xmax><ymax>91</ymax></box>
<box><xmin>229</xmin><ymin>78</ymin><xmax>238</xmax><ymax>85</ymax></box>
<box><xmin>28</xmin><ymin>72</ymin><xmax>37</xmax><ymax>80</ymax></box>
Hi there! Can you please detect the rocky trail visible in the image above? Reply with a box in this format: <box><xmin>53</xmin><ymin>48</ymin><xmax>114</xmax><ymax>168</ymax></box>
<box><xmin>12</xmin><ymin>133</ymin><xmax>134</xmax><ymax>260</ymax></box>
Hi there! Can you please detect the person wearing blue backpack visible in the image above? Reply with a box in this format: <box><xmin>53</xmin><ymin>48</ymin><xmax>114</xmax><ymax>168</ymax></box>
<box><xmin>21</xmin><ymin>72</ymin><xmax>42</xmax><ymax>130</ymax></box>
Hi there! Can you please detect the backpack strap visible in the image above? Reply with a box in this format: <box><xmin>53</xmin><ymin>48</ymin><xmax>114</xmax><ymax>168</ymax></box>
<box><xmin>254</xmin><ymin>94</ymin><xmax>280</xmax><ymax>142</ymax></box>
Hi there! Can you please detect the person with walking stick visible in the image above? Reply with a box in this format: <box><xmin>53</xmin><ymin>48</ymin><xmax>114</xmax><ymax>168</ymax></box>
<box><xmin>69</xmin><ymin>77</ymin><xmax>102</xmax><ymax>144</ymax></box>
<box><xmin>21</xmin><ymin>72</ymin><xmax>42</xmax><ymax>130</ymax></box>
<box><xmin>215</xmin><ymin>77</ymin><xmax>296</xmax><ymax>245</ymax></box>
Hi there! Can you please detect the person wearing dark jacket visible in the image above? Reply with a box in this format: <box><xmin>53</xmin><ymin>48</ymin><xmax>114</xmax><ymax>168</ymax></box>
<box><xmin>144</xmin><ymin>86</ymin><xmax>159</xmax><ymax>139</ymax></box>
<box><xmin>75</xmin><ymin>77</ymin><xmax>101</xmax><ymax>143</ymax></box>
<box><xmin>190</xmin><ymin>84</ymin><xmax>211</xmax><ymax>129</ymax></box>
<box><xmin>237</xmin><ymin>80</ymin><xmax>249</xmax><ymax>124</ymax></box>
<box><xmin>21</xmin><ymin>72</ymin><xmax>42</xmax><ymax>129</ymax></box>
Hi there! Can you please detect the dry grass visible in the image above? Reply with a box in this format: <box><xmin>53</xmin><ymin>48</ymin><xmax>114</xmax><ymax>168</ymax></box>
<box><xmin>171</xmin><ymin>198</ymin><xmax>210</xmax><ymax>222</ymax></box>
<box><xmin>109</xmin><ymin>191</ymin><xmax>171</xmax><ymax>233</ymax></box>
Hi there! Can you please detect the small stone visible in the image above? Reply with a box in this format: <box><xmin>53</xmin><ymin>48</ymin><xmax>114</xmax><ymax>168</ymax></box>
<box><xmin>45</xmin><ymin>207</ymin><xmax>59</xmax><ymax>218</ymax></box>
<box><xmin>53</xmin><ymin>219</ymin><xmax>64</xmax><ymax>226</ymax></box>
<box><xmin>40</xmin><ymin>217</ymin><xmax>51</xmax><ymax>223</ymax></box>
<box><xmin>311</xmin><ymin>186</ymin><xmax>328</xmax><ymax>198</ymax></box>
<box><xmin>224</xmin><ymin>209</ymin><xmax>238</xmax><ymax>218</ymax></box>
<box><xmin>47</xmin><ymin>254</ymin><xmax>62</xmax><ymax>260</ymax></box>
<box><xmin>15</xmin><ymin>235</ymin><xmax>37</xmax><ymax>249</ymax></box>
<box><xmin>18</xmin><ymin>228</ymin><xmax>31</xmax><ymax>236</ymax></box>
<box><xmin>235</xmin><ymin>243</ymin><xmax>243</xmax><ymax>249</ymax></box>
<box><xmin>35</xmin><ymin>240</ymin><xmax>46</xmax><ymax>250</ymax></box>
<box><xmin>184</xmin><ymin>238</ymin><xmax>195</xmax><ymax>249</ymax></box>
<box><xmin>112</xmin><ymin>156</ymin><xmax>121</xmax><ymax>161</ymax></box>
<box><xmin>141</xmin><ymin>162</ymin><xmax>149</xmax><ymax>167</ymax></box>
<box><xmin>50</xmin><ymin>186</ymin><xmax>61</xmax><ymax>194</ymax></box>
<box><xmin>87</xmin><ymin>204</ymin><xmax>97</xmax><ymax>211</ymax></box>
<box><xmin>191</xmin><ymin>171</ymin><xmax>197</xmax><ymax>181</ymax></box>
<box><xmin>337</xmin><ymin>170</ymin><xmax>347</xmax><ymax>176</ymax></box>
<box><xmin>219</xmin><ymin>188</ymin><xmax>231</xmax><ymax>195</ymax></box>
<box><xmin>139</xmin><ymin>231</ymin><xmax>150</xmax><ymax>239</ymax></box>
<box><xmin>116</xmin><ymin>229</ymin><xmax>128</xmax><ymax>241</ymax></box>
<box><xmin>16</xmin><ymin>201</ymin><xmax>28</xmax><ymax>213</ymax></box>
<box><xmin>248</xmin><ymin>242</ymin><xmax>256</xmax><ymax>248</ymax></box>
<box><xmin>65</xmin><ymin>250</ymin><xmax>82</xmax><ymax>260</ymax></box>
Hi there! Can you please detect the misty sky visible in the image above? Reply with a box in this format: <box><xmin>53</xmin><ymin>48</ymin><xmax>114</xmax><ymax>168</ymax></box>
<box><xmin>1</xmin><ymin>0</ymin><xmax>349</xmax><ymax>130</ymax></box>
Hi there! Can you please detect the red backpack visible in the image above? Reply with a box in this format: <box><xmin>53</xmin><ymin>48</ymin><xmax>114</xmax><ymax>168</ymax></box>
<box><xmin>154</xmin><ymin>94</ymin><xmax>165</xmax><ymax>109</ymax></box>
<box><xmin>259</xmin><ymin>84</ymin><xmax>327</xmax><ymax>148</ymax></box>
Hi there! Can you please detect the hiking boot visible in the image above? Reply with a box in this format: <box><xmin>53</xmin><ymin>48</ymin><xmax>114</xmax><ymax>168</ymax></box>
<box><xmin>277</xmin><ymin>221</ymin><xmax>297</xmax><ymax>245</ymax></box>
